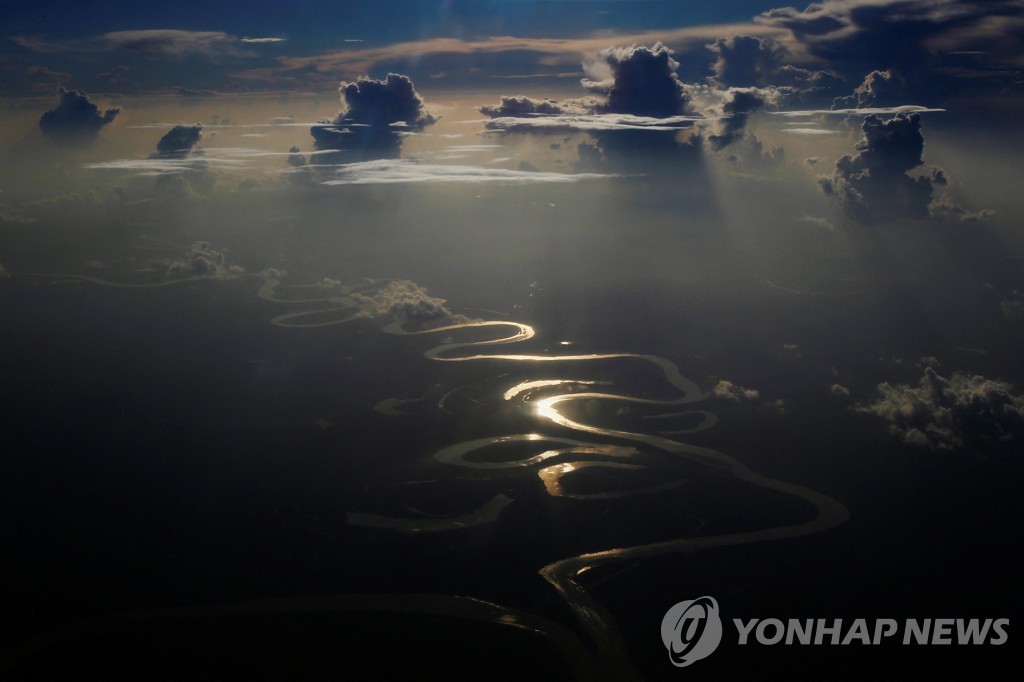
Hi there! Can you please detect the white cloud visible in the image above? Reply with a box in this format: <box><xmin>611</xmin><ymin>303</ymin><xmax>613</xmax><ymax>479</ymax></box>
<box><xmin>782</xmin><ymin>128</ymin><xmax>838</xmax><ymax>135</ymax></box>
<box><xmin>769</xmin><ymin>105</ymin><xmax>945</xmax><ymax>118</ymax></box>
<box><xmin>483</xmin><ymin>113</ymin><xmax>703</xmax><ymax>133</ymax></box>
<box><xmin>712</xmin><ymin>380</ymin><xmax>760</xmax><ymax>402</ymax></box>
<box><xmin>317</xmin><ymin>159</ymin><xmax>614</xmax><ymax>185</ymax></box>
<box><xmin>856</xmin><ymin>367</ymin><xmax>1024</xmax><ymax>451</ymax></box>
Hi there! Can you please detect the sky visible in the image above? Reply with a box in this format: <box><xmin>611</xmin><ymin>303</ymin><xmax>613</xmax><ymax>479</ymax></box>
<box><xmin>2</xmin><ymin>1</ymin><xmax>1024</xmax><ymax>679</ymax></box>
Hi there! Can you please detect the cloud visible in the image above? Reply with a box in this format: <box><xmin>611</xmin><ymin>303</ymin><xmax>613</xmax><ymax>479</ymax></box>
<box><xmin>338</xmin><ymin>73</ymin><xmax>435</xmax><ymax>128</ymax></box>
<box><xmin>287</xmin><ymin>146</ymin><xmax>306</xmax><ymax>168</ymax></box>
<box><xmin>84</xmin><ymin>145</ymin><xmax>334</xmax><ymax>177</ymax></box>
<box><xmin>231</xmin><ymin>24</ymin><xmax>784</xmax><ymax>88</ymax></box>
<box><xmin>712</xmin><ymin>380</ymin><xmax>761</xmax><ymax>401</ymax></box>
<box><xmin>783</xmin><ymin>128</ymin><xmax>838</xmax><ymax>135</ymax></box>
<box><xmin>856</xmin><ymin>367</ymin><xmax>1024</xmax><ymax>451</ymax></box>
<box><xmin>177</xmin><ymin>87</ymin><xmax>217</xmax><ymax>98</ymax></box>
<box><xmin>478</xmin><ymin>95</ymin><xmax>571</xmax><ymax>118</ymax></box>
<box><xmin>353</xmin><ymin>280</ymin><xmax>463</xmax><ymax>327</ymax></box>
<box><xmin>101</xmin><ymin>30</ymin><xmax>236</xmax><ymax>57</ymax></box>
<box><xmin>240</xmin><ymin>37</ymin><xmax>285</xmax><ymax>44</ymax></box>
<box><xmin>832</xmin><ymin>68</ymin><xmax>908</xmax><ymax>109</ymax></box>
<box><xmin>95</xmin><ymin>65</ymin><xmax>139</xmax><ymax>93</ymax></box>
<box><xmin>483</xmin><ymin>113</ymin><xmax>700</xmax><ymax>134</ymax></box>
<box><xmin>154</xmin><ymin>124</ymin><xmax>203</xmax><ymax>158</ymax></box>
<box><xmin>26</xmin><ymin>65</ymin><xmax>70</xmax><ymax>84</ymax></box>
<box><xmin>757</xmin><ymin>0</ymin><xmax>1024</xmax><ymax>100</ymax></box>
<box><xmin>166</xmin><ymin>242</ymin><xmax>243</xmax><ymax>277</ymax></box>
<box><xmin>1001</xmin><ymin>291</ymin><xmax>1024</xmax><ymax>320</ymax></box>
<box><xmin>831</xmin><ymin>383</ymin><xmax>851</xmax><ymax>397</ymax></box>
<box><xmin>581</xmin><ymin>43</ymin><xmax>692</xmax><ymax>117</ymax></box>
<box><xmin>707</xmin><ymin>35</ymin><xmax>790</xmax><ymax>88</ymax></box>
<box><xmin>311</xmin><ymin>73</ymin><xmax>435</xmax><ymax>156</ymax></box>
<box><xmin>703</xmin><ymin>87</ymin><xmax>772</xmax><ymax>150</ymax></box>
<box><xmin>770</xmin><ymin>105</ymin><xmax>944</xmax><ymax>117</ymax></box>
<box><xmin>38</xmin><ymin>87</ymin><xmax>120</xmax><ymax>142</ymax></box>
<box><xmin>315</xmin><ymin>159</ymin><xmax>613</xmax><ymax>185</ymax></box>
<box><xmin>476</xmin><ymin>44</ymin><xmax>709</xmax><ymax>168</ymax></box>
<box><xmin>818</xmin><ymin>112</ymin><xmax>984</xmax><ymax>223</ymax></box>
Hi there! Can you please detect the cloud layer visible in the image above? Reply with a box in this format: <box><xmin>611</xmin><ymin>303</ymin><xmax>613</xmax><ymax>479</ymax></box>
<box><xmin>317</xmin><ymin>159</ymin><xmax>612</xmax><ymax>185</ymax></box>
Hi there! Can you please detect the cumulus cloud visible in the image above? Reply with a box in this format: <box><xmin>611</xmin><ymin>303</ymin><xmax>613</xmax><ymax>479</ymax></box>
<box><xmin>153</xmin><ymin>124</ymin><xmax>203</xmax><ymax>158</ymax></box>
<box><xmin>478</xmin><ymin>95</ymin><xmax>570</xmax><ymax>118</ymax></box>
<box><xmin>856</xmin><ymin>367</ymin><xmax>1024</xmax><ymax>451</ymax></box>
<box><xmin>150</xmin><ymin>124</ymin><xmax>201</xmax><ymax>158</ymax></box>
<box><xmin>316</xmin><ymin>159</ymin><xmax>613</xmax><ymax>186</ymax></box>
<box><xmin>818</xmin><ymin>112</ymin><xmax>985</xmax><ymax>223</ymax></box>
<box><xmin>704</xmin><ymin>87</ymin><xmax>771</xmax><ymax>150</ymax></box>
<box><xmin>354</xmin><ymin>280</ymin><xmax>464</xmax><ymax>327</ymax></box>
<box><xmin>337</xmin><ymin>73</ymin><xmax>435</xmax><ymax>128</ymax></box>
<box><xmin>757</xmin><ymin>0</ymin><xmax>1024</xmax><ymax>100</ymax></box>
<box><xmin>311</xmin><ymin>73</ymin><xmax>435</xmax><ymax>157</ymax></box>
<box><xmin>704</xmin><ymin>34</ymin><xmax>849</xmax><ymax>106</ymax></box>
<box><xmin>832</xmin><ymin>69</ymin><xmax>908</xmax><ymax>109</ymax></box>
<box><xmin>478</xmin><ymin>44</ymin><xmax>708</xmax><ymax>169</ymax></box>
<box><xmin>166</xmin><ymin>242</ymin><xmax>243</xmax><ymax>277</ymax></box>
<box><xmin>38</xmin><ymin>87</ymin><xmax>119</xmax><ymax>142</ymax></box>
<box><xmin>287</xmin><ymin>145</ymin><xmax>306</xmax><ymax>168</ymax></box>
<box><xmin>582</xmin><ymin>43</ymin><xmax>692</xmax><ymax>117</ymax></box>
<box><xmin>831</xmin><ymin>383</ymin><xmax>851</xmax><ymax>397</ymax></box>
<box><xmin>708</xmin><ymin>35</ymin><xmax>789</xmax><ymax>88</ymax></box>
<box><xmin>712</xmin><ymin>380</ymin><xmax>761</xmax><ymax>401</ymax></box>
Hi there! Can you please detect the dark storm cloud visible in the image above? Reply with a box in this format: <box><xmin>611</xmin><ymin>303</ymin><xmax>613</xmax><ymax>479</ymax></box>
<box><xmin>581</xmin><ymin>43</ymin><xmax>692</xmax><ymax>117</ymax></box>
<box><xmin>856</xmin><ymin>367</ymin><xmax>1024</xmax><ymax>451</ymax></box>
<box><xmin>707</xmin><ymin>35</ymin><xmax>789</xmax><ymax>88</ymax></box>
<box><xmin>478</xmin><ymin>95</ymin><xmax>569</xmax><ymax>118</ymax></box>
<box><xmin>337</xmin><ymin>73</ymin><xmax>435</xmax><ymax>128</ymax></box>
<box><xmin>38</xmin><ymin>87</ymin><xmax>119</xmax><ymax>142</ymax></box>
<box><xmin>757</xmin><ymin>0</ymin><xmax>1024</xmax><ymax>100</ymax></box>
<box><xmin>310</xmin><ymin>73</ymin><xmax>435</xmax><ymax>156</ymax></box>
<box><xmin>705</xmin><ymin>87</ymin><xmax>770</xmax><ymax>150</ymax></box>
<box><xmin>819</xmin><ymin>112</ymin><xmax>985</xmax><ymax>223</ymax></box>
<box><xmin>287</xmin><ymin>146</ymin><xmax>306</xmax><ymax>167</ymax></box>
<box><xmin>832</xmin><ymin>69</ymin><xmax>907</xmax><ymax>109</ymax></box>
<box><xmin>154</xmin><ymin>124</ymin><xmax>203</xmax><ymax>158</ymax></box>
<box><xmin>478</xmin><ymin>43</ymin><xmax>706</xmax><ymax>169</ymax></box>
